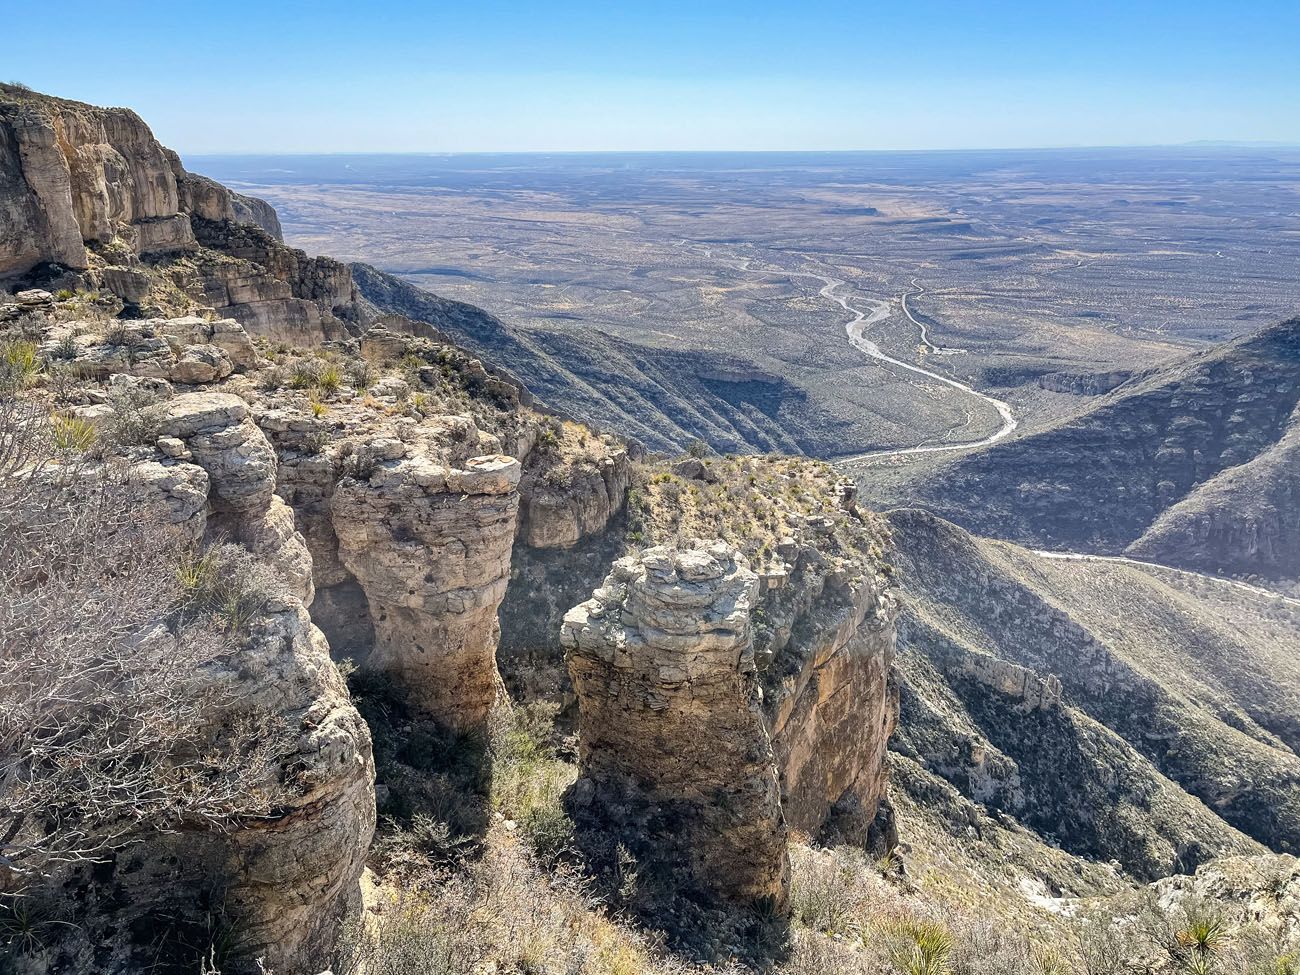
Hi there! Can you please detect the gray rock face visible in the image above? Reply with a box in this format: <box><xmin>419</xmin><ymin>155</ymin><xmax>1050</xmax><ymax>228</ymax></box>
<box><xmin>562</xmin><ymin>543</ymin><xmax>791</xmax><ymax>908</ymax></box>
<box><xmin>332</xmin><ymin>449</ymin><xmax>522</xmax><ymax>729</ymax></box>
<box><xmin>48</xmin><ymin>592</ymin><xmax>375</xmax><ymax>975</ymax></box>
<box><xmin>23</xmin><ymin>424</ymin><xmax>375</xmax><ymax>974</ymax></box>
<box><xmin>38</xmin><ymin>317</ymin><xmax>259</xmax><ymax>387</ymax></box>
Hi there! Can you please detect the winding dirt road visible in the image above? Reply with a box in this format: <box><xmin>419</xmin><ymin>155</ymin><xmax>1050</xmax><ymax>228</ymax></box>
<box><xmin>689</xmin><ymin>245</ymin><xmax>1299</xmax><ymax>606</ymax></box>
<box><xmin>1030</xmin><ymin>549</ymin><xmax>1300</xmax><ymax>608</ymax></box>
<box><xmin>714</xmin><ymin>253</ymin><xmax>1017</xmax><ymax>462</ymax></box>
<box><xmin>903</xmin><ymin>280</ymin><xmax>967</xmax><ymax>356</ymax></box>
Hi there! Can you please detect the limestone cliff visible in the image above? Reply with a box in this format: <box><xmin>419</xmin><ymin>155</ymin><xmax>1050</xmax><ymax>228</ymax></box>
<box><xmin>333</xmin><ymin>449</ymin><xmax>521</xmax><ymax>730</ymax></box>
<box><xmin>6</xmin><ymin>388</ymin><xmax>375</xmax><ymax>974</ymax></box>
<box><xmin>0</xmin><ymin>84</ymin><xmax>362</xmax><ymax>345</ymax></box>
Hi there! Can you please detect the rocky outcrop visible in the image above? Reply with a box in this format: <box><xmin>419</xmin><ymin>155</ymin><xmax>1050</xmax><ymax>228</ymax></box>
<box><xmin>562</xmin><ymin>543</ymin><xmax>790</xmax><ymax>909</ymax></box>
<box><xmin>21</xmin><ymin>392</ymin><xmax>377</xmax><ymax>973</ymax></box>
<box><xmin>57</xmin><ymin>594</ymin><xmax>376</xmax><ymax>975</ymax></box>
<box><xmin>332</xmin><ymin>446</ymin><xmax>522</xmax><ymax>729</ymax></box>
<box><xmin>0</xmin><ymin>84</ymin><xmax>349</xmax><ymax>346</ymax></box>
<box><xmin>37</xmin><ymin>316</ymin><xmax>261</xmax><ymax>386</ymax></box>
<box><xmin>158</xmin><ymin>392</ymin><xmax>314</xmax><ymax>602</ymax></box>
<box><xmin>763</xmin><ymin>566</ymin><xmax>899</xmax><ymax>839</ymax></box>
<box><xmin>517</xmin><ymin>441</ymin><xmax>631</xmax><ymax>549</ymax></box>
<box><xmin>167</xmin><ymin>149</ymin><xmax>283</xmax><ymax>239</ymax></box>
<box><xmin>954</xmin><ymin>654</ymin><xmax>1062</xmax><ymax>712</ymax></box>
<box><xmin>0</xmin><ymin>84</ymin><xmax>197</xmax><ymax>276</ymax></box>
<box><xmin>188</xmin><ymin>217</ymin><xmax>360</xmax><ymax>342</ymax></box>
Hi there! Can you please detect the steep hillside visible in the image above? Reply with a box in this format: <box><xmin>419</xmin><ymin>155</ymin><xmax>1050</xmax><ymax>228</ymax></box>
<box><xmin>352</xmin><ymin>261</ymin><xmax>863</xmax><ymax>455</ymax></box>
<box><xmin>895</xmin><ymin>318</ymin><xmax>1300</xmax><ymax>584</ymax></box>
<box><xmin>887</xmin><ymin>508</ymin><xmax>1300</xmax><ymax>881</ymax></box>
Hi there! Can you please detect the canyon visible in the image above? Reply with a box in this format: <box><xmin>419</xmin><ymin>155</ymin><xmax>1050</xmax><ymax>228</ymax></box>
<box><xmin>2</xmin><ymin>82</ymin><xmax>1298</xmax><ymax>975</ymax></box>
<box><xmin>1</xmin><ymin>85</ymin><xmax>903</xmax><ymax>972</ymax></box>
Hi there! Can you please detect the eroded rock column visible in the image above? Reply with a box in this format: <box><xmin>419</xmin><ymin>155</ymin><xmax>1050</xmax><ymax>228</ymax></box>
<box><xmin>561</xmin><ymin>542</ymin><xmax>790</xmax><ymax>908</ymax></box>
<box><xmin>332</xmin><ymin>447</ymin><xmax>521</xmax><ymax>728</ymax></box>
<box><xmin>765</xmin><ymin>575</ymin><xmax>899</xmax><ymax>841</ymax></box>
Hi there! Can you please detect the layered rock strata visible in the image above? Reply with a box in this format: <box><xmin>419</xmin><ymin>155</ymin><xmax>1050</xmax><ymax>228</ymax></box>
<box><xmin>332</xmin><ymin>446</ymin><xmax>522</xmax><ymax>729</ymax></box>
<box><xmin>159</xmin><ymin>392</ymin><xmax>315</xmax><ymax>603</ymax></box>
<box><xmin>516</xmin><ymin>440</ymin><xmax>632</xmax><ymax>549</ymax></box>
<box><xmin>561</xmin><ymin>543</ymin><xmax>790</xmax><ymax>908</ymax></box>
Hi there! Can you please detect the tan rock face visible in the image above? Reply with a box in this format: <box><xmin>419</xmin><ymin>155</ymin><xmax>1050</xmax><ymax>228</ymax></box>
<box><xmin>0</xmin><ymin>90</ymin><xmax>195</xmax><ymax>275</ymax></box>
<box><xmin>0</xmin><ymin>87</ymin><xmax>285</xmax><ymax>294</ymax></box>
<box><xmin>29</xmin><ymin>429</ymin><xmax>375</xmax><ymax>974</ymax></box>
<box><xmin>764</xmin><ymin>572</ymin><xmax>899</xmax><ymax>839</ymax></box>
<box><xmin>518</xmin><ymin>444</ymin><xmax>631</xmax><ymax>549</ymax></box>
<box><xmin>0</xmin><ymin>105</ymin><xmax>87</xmax><ymax>273</ymax></box>
<box><xmin>332</xmin><ymin>449</ymin><xmax>522</xmax><ymax>729</ymax></box>
<box><xmin>562</xmin><ymin>543</ymin><xmax>790</xmax><ymax>908</ymax></box>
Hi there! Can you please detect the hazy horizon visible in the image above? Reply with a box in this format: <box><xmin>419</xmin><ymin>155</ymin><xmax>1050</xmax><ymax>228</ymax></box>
<box><xmin>7</xmin><ymin>0</ymin><xmax>1298</xmax><ymax>155</ymax></box>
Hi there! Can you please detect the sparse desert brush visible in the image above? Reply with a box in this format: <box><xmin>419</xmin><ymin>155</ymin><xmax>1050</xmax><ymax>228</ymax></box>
<box><xmin>317</xmin><ymin>361</ymin><xmax>343</xmax><ymax>395</ymax></box>
<box><xmin>102</xmin><ymin>384</ymin><xmax>165</xmax><ymax>447</ymax></box>
<box><xmin>489</xmin><ymin>702</ymin><xmax>576</xmax><ymax>864</ymax></box>
<box><xmin>0</xmin><ymin>408</ymin><xmax>289</xmax><ymax>877</ymax></box>
<box><xmin>333</xmin><ymin>842</ymin><xmax>673</xmax><ymax>975</ymax></box>
<box><xmin>177</xmin><ymin>542</ymin><xmax>279</xmax><ymax>633</ymax></box>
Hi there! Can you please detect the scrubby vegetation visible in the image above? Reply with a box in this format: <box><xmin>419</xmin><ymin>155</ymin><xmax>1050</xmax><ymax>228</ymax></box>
<box><xmin>339</xmin><ymin>685</ymin><xmax>1300</xmax><ymax>975</ymax></box>
<box><xmin>0</xmin><ymin>402</ymin><xmax>290</xmax><ymax>882</ymax></box>
<box><xmin>627</xmin><ymin>454</ymin><xmax>890</xmax><ymax>575</ymax></box>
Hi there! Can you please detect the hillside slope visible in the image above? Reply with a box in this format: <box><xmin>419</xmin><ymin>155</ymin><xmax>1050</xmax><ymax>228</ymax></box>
<box><xmin>899</xmin><ymin>318</ymin><xmax>1300</xmax><ymax>584</ymax></box>
<box><xmin>887</xmin><ymin>508</ymin><xmax>1300</xmax><ymax>880</ymax></box>
<box><xmin>352</xmin><ymin>261</ymin><xmax>862</xmax><ymax>455</ymax></box>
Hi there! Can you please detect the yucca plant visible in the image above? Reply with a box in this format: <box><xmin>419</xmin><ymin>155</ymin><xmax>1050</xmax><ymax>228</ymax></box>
<box><xmin>0</xmin><ymin>338</ymin><xmax>40</xmax><ymax>391</ymax></box>
<box><xmin>316</xmin><ymin>361</ymin><xmax>343</xmax><ymax>395</ymax></box>
<box><xmin>889</xmin><ymin>919</ymin><xmax>953</xmax><ymax>975</ymax></box>
<box><xmin>1168</xmin><ymin>905</ymin><xmax>1231</xmax><ymax>975</ymax></box>
<box><xmin>50</xmin><ymin>412</ymin><xmax>96</xmax><ymax>451</ymax></box>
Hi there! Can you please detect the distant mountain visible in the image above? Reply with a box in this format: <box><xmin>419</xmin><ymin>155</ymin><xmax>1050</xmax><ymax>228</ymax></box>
<box><xmin>904</xmin><ymin>318</ymin><xmax>1300</xmax><ymax>584</ymax></box>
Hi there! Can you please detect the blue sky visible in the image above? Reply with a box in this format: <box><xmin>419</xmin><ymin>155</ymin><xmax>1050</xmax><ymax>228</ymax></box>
<box><xmin>7</xmin><ymin>0</ymin><xmax>1298</xmax><ymax>153</ymax></box>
